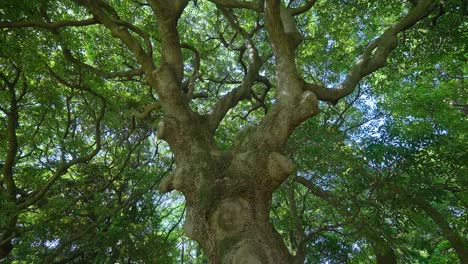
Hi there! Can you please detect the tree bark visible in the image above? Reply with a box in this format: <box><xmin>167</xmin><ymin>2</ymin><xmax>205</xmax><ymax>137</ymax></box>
<box><xmin>154</xmin><ymin>87</ymin><xmax>296</xmax><ymax>263</ymax></box>
<box><xmin>371</xmin><ymin>242</ymin><xmax>397</xmax><ymax>264</ymax></box>
<box><xmin>0</xmin><ymin>242</ymin><xmax>13</xmax><ymax>260</ymax></box>
<box><xmin>376</xmin><ymin>250</ymin><xmax>397</xmax><ymax>264</ymax></box>
<box><xmin>185</xmin><ymin>190</ymin><xmax>294</xmax><ymax>264</ymax></box>
<box><xmin>160</xmin><ymin>140</ymin><xmax>295</xmax><ymax>263</ymax></box>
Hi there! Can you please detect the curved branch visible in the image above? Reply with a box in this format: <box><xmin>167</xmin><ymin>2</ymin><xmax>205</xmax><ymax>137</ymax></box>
<box><xmin>288</xmin><ymin>0</ymin><xmax>318</xmax><ymax>16</ymax></box>
<box><xmin>295</xmin><ymin>176</ymin><xmax>340</xmax><ymax>207</ymax></box>
<box><xmin>132</xmin><ymin>102</ymin><xmax>162</xmax><ymax>119</ymax></box>
<box><xmin>208</xmin><ymin>0</ymin><xmax>262</xmax><ymax>12</ymax></box>
<box><xmin>114</xmin><ymin>19</ymin><xmax>153</xmax><ymax>57</ymax></box>
<box><xmin>304</xmin><ymin>0</ymin><xmax>437</xmax><ymax>103</ymax></box>
<box><xmin>181</xmin><ymin>43</ymin><xmax>201</xmax><ymax>98</ymax></box>
<box><xmin>389</xmin><ymin>184</ymin><xmax>468</xmax><ymax>262</ymax></box>
<box><xmin>294</xmin><ymin>176</ymin><xmax>361</xmax><ymax>259</ymax></box>
<box><xmin>18</xmin><ymin>69</ymin><xmax>106</xmax><ymax>210</ymax></box>
<box><xmin>208</xmin><ymin>7</ymin><xmax>263</xmax><ymax>132</ymax></box>
<box><xmin>0</xmin><ymin>17</ymin><xmax>98</xmax><ymax>30</ymax></box>
<box><xmin>62</xmin><ymin>48</ymin><xmax>144</xmax><ymax>79</ymax></box>
<box><xmin>74</xmin><ymin>0</ymin><xmax>155</xmax><ymax>73</ymax></box>
<box><xmin>1</xmin><ymin>8</ymin><xmax>145</xmax><ymax>80</ymax></box>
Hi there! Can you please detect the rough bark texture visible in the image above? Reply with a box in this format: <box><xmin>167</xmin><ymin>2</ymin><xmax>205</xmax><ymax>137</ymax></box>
<box><xmin>181</xmin><ymin>156</ymin><xmax>295</xmax><ymax>263</ymax></box>
<box><xmin>159</xmin><ymin>118</ymin><xmax>299</xmax><ymax>263</ymax></box>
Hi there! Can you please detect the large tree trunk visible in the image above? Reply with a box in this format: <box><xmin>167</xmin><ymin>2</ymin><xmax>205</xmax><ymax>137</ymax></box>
<box><xmin>158</xmin><ymin>117</ymin><xmax>296</xmax><ymax>263</ymax></box>
<box><xmin>185</xmin><ymin>189</ymin><xmax>293</xmax><ymax>263</ymax></box>
<box><xmin>168</xmin><ymin>149</ymin><xmax>295</xmax><ymax>264</ymax></box>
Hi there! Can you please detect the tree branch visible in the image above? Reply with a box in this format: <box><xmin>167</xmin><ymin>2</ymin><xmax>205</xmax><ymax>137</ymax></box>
<box><xmin>147</xmin><ymin>0</ymin><xmax>189</xmax><ymax>83</ymax></box>
<box><xmin>74</xmin><ymin>0</ymin><xmax>155</xmax><ymax>74</ymax></box>
<box><xmin>288</xmin><ymin>0</ymin><xmax>318</xmax><ymax>16</ymax></box>
<box><xmin>0</xmin><ymin>17</ymin><xmax>98</xmax><ymax>30</ymax></box>
<box><xmin>389</xmin><ymin>183</ymin><xmax>468</xmax><ymax>261</ymax></box>
<box><xmin>181</xmin><ymin>43</ymin><xmax>201</xmax><ymax>98</ymax></box>
<box><xmin>295</xmin><ymin>176</ymin><xmax>341</xmax><ymax>207</ymax></box>
<box><xmin>264</xmin><ymin>0</ymin><xmax>304</xmax><ymax>107</ymax></box>
<box><xmin>18</xmin><ymin>69</ymin><xmax>106</xmax><ymax>210</ymax></box>
<box><xmin>62</xmin><ymin>48</ymin><xmax>144</xmax><ymax>79</ymax></box>
<box><xmin>304</xmin><ymin>0</ymin><xmax>437</xmax><ymax>104</ymax></box>
<box><xmin>208</xmin><ymin>7</ymin><xmax>262</xmax><ymax>132</ymax></box>
<box><xmin>208</xmin><ymin>0</ymin><xmax>263</xmax><ymax>12</ymax></box>
<box><xmin>2</xmin><ymin>68</ymin><xmax>22</xmax><ymax>200</ymax></box>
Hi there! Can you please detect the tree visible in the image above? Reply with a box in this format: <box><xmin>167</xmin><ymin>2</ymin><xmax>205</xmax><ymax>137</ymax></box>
<box><xmin>0</xmin><ymin>0</ymin><xmax>465</xmax><ymax>263</ymax></box>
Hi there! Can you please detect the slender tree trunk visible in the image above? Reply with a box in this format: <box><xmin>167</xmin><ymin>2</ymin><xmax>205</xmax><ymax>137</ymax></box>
<box><xmin>375</xmin><ymin>248</ymin><xmax>397</xmax><ymax>264</ymax></box>
<box><xmin>0</xmin><ymin>241</ymin><xmax>13</xmax><ymax>260</ymax></box>
<box><xmin>367</xmin><ymin>231</ymin><xmax>398</xmax><ymax>264</ymax></box>
<box><xmin>412</xmin><ymin>196</ymin><xmax>468</xmax><ymax>264</ymax></box>
<box><xmin>390</xmin><ymin>184</ymin><xmax>467</xmax><ymax>263</ymax></box>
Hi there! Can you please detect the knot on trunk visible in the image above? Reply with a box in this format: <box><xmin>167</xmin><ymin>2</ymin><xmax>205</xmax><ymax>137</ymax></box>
<box><xmin>173</xmin><ymin>166</ymin><xmax>191</xmax><ymax>191</ymax></box>
<box><xmin>183</xmin><ymin>207</ymin><xmax>196</xmax><ymax>239</ymax></box>
<box><xmin>159</xmin><ymin>166</ymin><xmax>192</xmax><ymax>193</ymax></box>
<box><xmin>229</xmin><ymin>151</ymin><xmax>256</xmax><ymax>177</ymax></box>
<box><xmin>159</xmin><ymin>173</ymin><xmax>174</xmax><ymax>193</ymax></box>
<box><xmin>156</xmin><ymin>117</ymin><xmax>179</xmax><ymax>141</ymax></box>
<box><xmin>232</xmin><ymin>243</ymin><xmax>262</xmax><ymax>264</ymax></box>
<box><xmin>156</xmin><ymin>120</ymin><xmax>166</xmax><ymax>139</ymax></box>
<box><xmin>214</xmin><ymin>198</ymin><xmax>251</xmax><ymax>237</ymax></box>
<box><xmin>268</xmin><ymin>152</ymin><xmax>294</xmax><ymax>188</ymax></box>
<box><xmin>298</xmin><ymin>90</ymin><xmax>319</xmax><ymax>118</ymax></box>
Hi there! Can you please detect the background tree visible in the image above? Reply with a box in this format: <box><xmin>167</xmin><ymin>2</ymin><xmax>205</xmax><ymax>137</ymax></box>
<box><xmin>0</xmin><ymin>0</ymin><xmax>466</xmax><ymax>263</ymax></box>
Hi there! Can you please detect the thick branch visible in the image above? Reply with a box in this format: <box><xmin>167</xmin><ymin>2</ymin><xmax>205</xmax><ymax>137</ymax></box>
<box><xmin>264</xmin><ymin>0</ymin><xmax>304</xmax><ymax>106</ymax></box>
<box><xmin>264</xmin><ymin>0</ymin><xmax>295</xmax><ymax>58</ymax></box>
<box><xmin>288</xmin><ymin>0</ymin><xmax>318</xmax><ymax>16</ymax></box>
<box><xmin>208</xmin><ymin>0</ymin><xmax>262</xmax><ymax>12</ymax></box>
<box><xmin>208</xmin><ymin>7</ymin><xmax>262</xmax><ymax>132</ymax></box>
<box><xmin>0</xmin><ymin>17</ymin><xmax>98</xmax><ymax>30</ymax></box>
<box><xmin>148</xmin><ymin>0</ymin><xmax>188</xmax><ymax>83</ymax></box>
<box><xmin>62</xmin><ymin>48</ymin><xmax>144</xmax><ymax>79</ymax></box>
<box><xmin>74</xmin><ymin>0</ymin><xmax>155</xmax><ymax>74</ymax></box>
<box><xmin>305</xmin><ymin>0</ymin><xmax>436</xmax><ymax>103</ymax></box>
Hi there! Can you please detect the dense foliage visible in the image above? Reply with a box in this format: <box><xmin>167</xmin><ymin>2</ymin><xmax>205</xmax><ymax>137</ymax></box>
<box><xmin>0</xmin><ymin>0</ymin><xmax>466</xmax><ymax>263</ymax></box>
